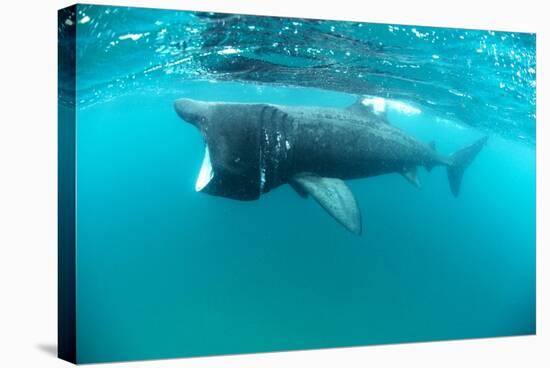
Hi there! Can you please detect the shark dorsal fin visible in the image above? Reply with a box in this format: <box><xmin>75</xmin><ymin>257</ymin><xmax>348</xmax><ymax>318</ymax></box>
<box><xmin>347</xmin><ymin>96</ymin><xmax>374</xmax><ymax>115</ymax></box>
<box><xmin>291</xmin><ymin>173</ymin><xmax>362</xmax><ymax>235</ymax></box>
<box><xmin>347</xmin><ymin>96</ymin><xmax>389</xmax><ymax>124</ymax></box>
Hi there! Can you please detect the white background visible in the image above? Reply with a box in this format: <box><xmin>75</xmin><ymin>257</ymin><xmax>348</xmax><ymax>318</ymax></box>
<box><xmin>0</xmin><ymin>0</ymin><xmax>547</xmax><ymax>366</ymax></box>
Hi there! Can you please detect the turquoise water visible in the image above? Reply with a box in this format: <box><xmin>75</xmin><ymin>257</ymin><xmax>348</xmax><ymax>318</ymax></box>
<box><xmin>63</xmin><ymin>5</ymin><xmax>535</xmax><ymax>364</ymax></box>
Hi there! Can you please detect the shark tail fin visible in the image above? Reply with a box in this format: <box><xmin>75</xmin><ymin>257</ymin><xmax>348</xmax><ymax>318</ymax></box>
<box><xmin>446</xmin><ymin>136</ymin><xmax>488</xmax><ymax>197</ymax></box>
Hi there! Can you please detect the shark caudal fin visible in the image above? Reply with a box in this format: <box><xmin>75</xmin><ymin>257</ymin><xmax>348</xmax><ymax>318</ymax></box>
<box><xmin>446</xmin><ymin>136</ymin><xmax>488</xmax><ymax>197</ymax></box>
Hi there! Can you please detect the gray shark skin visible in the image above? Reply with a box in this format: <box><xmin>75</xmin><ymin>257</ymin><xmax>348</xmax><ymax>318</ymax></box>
<box><xmin>174</xmin><ymin>97</ymin><xmax>488</xmax><ymax>235</ymax></box>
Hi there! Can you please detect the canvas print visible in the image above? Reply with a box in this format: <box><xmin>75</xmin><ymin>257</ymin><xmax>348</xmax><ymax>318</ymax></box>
<box><xmin>58</xmin><ymin>4</ymin><xmax>536</xmax><ymax>364</ymax></box>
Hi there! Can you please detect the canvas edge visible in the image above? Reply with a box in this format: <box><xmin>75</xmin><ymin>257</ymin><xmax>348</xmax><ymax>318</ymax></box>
<box><xmin>58</xmin><ymin>4</ymin><xmax>78</xmax><ymax>365</ymax></box>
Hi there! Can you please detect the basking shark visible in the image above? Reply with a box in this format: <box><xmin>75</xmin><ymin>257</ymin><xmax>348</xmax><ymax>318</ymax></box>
<box><xmin>174</xmin><ymin>97</ymin><xmax>487</xmax><ymax>235</ymax></box>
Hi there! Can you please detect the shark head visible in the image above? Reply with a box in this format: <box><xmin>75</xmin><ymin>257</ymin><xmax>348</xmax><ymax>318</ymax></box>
<box><xmin>174</xmin><ymin>98</ymin><xmax>213</xmax><ymax>128</ymax></box>
<box><xmin>174</xmin><ymin>98</ymin><xmax>264</xmax><ymax>201</ymax></box>
<box><xmin>175</xmin><ymin>98</ymin><xmax>215</xmax><ymax>192</ymax></box>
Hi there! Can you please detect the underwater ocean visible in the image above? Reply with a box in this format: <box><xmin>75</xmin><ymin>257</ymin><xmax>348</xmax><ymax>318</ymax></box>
<box><xmin>60</xmin><ymin>5</ymin><xmax>535</xmax><ymax>363</ymax></box>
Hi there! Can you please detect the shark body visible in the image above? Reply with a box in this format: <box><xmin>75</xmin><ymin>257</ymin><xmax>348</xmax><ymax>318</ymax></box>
<box><xmin>174</xmin><ymin>97</ymin><xmax>487</xmax><ymax>235</ymax></box>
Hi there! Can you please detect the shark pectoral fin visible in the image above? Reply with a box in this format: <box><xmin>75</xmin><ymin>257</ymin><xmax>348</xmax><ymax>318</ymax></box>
<box><xmin>401</xmin><ymin>167</ymin><xmax>421</xmax><ymax>188</ymax></box>
<box><xmin>292</xmin><ymin>173</ymin><xmax>362</xmax><ymax>235</ymax></box>
<box><xmin>289</xmin><ymin>181</ymin><xmax>309</xmax><ymax>198</ymax></box>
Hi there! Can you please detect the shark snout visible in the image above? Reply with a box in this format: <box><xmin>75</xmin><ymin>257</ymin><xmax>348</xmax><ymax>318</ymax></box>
<box><xmin>174</xmin><ymin>98</ymin><xmax>210</xmax><ymax>127</ymax></box>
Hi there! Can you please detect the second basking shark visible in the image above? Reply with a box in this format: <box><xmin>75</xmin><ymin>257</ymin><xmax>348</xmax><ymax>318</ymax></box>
<box><xmin>174</xmin><ymin>97</ymin><xmax>487</xmax><ymax>235</ymax></box>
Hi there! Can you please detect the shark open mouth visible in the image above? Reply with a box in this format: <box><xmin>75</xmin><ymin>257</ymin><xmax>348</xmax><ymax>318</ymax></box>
<box><xmin>195</xmin><ymin>145</ymin><xmax>214</xmax><ymax>192</ymax></box>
